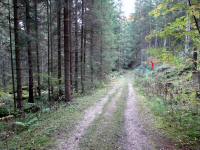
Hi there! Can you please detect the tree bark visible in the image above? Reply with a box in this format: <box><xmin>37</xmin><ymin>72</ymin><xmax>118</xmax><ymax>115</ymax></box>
<box><xmin>90</xmin><ymin>19</ymin><xmax>94</xmax><ymax>86</ymax></box>
<box><xmin>188</xmin><ymin>0</ymin><xmax>200</xmax><ymax>35</ymax></box>
<box><xmin>100</xmin><ymin>29</ymin><xmax>103</xmax><ymax>80</ymax></box>
<box><xmin>64</xmin><ymin>0</ymin><xmax>72</xmax><ymax>101</ymax></box>
<box><xmin>26</xmin><ymin>0</ymin><xmax>34</xmax><ymax>103</ymax></box>
<box><xmin>8</xmin><ymin>0</ymin><xmax>16</xmax><ymax>110</ymax></box>
<box><xmin>50</xmin><ymin>0</ymin><xmax>54</xmax><ymax>95</ymax></box>
<box><xmin>83</xmin><ymin>25</ymin><xmax>86</xmax><ymax>88</ymax></box>
<box><xmin>47</xmin><ymin>0</ymin><xmax>51</xmax><ymax>101</ymax></box>
<box><xmin>81</xmin><ymin>0</ymin><xmax>85</xmax><ymax>93</ymax></box>
<box><xmin>100</xmin><ymin>0</ymin><xmax>103</xmax><ymax>80</ymax></box>
<box><xmin>74</xmin><ymin>0</ymin><xmax>79</xmax><ymax>93</ymax></box>
<box><xmin>57</xmin><ymin>0</ymin><xmax>62</xmax><ymax>96</ymax></box>
<box><xmin>193</xmin><ymin>48</ymin><xmax>197</xmax><ymax>71</ymax></box>
<box><xmin>34</xmin><ymin>0</ymin><xmax>41</xmax><ymax>97</ymax></box>
<box><xmin>13</xmin><ymin>0</ymin><xmax>23</xmax><ymax>110</ymax></box>
<box><xmin>69</xmin><ymin>0</ymin><xmax>74</xmax><ymax>90</ymax></box>
<box><xmin>2</xmin><ymin>60</ymin><xmax>6</xmax><ymax>91</ymax></box>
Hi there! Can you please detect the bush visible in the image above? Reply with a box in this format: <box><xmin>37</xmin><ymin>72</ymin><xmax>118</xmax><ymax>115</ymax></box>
<box><xmin>0</xmin><ymin>107</ymin><xmax>9</xmax><ymax>118</ymax></box>
<box><xmin>13</xmin><ymin>122</ymin><xmax>28</xmax><ymax>133</ymax></box>
<box><xmin>24</xmin><ymin>104</ymin><xmax>40</xmax><ymax>113</ymax></box>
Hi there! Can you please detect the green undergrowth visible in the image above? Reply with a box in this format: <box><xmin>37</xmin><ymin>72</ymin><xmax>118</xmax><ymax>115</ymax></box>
<box><xmin>79</xmin><ymin>83</ymin><xmax>127</xmax><ymax>150</ymax></box>
<box><xmin>0</xmin><ymin>83</ymin><xmax>113</xmax><ymax>149</ymax></box>
<box><xmin>134</xmin><ymin>74</ymin><xmax>200</xmax><ymax>150</ymax></box>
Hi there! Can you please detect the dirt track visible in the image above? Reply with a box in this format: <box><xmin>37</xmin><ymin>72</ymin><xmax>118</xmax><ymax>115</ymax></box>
<box><xmin>54</xmin><ymin>77</ymin><xmax>176</xmax><ymax>150</ymax></box>
<box><xmin>55</xmin><ymin>83</ymin><xmax>120</xmax><ymax>150</ymax></box>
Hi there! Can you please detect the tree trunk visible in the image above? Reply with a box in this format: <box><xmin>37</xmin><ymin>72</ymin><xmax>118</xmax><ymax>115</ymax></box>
<box><xmin>57</xmin><ymin>0</ymin><xmax>62</xmax><ymax>96</ymax></box>
<box><xmin>81</xmin><ymin>0</ymin><xmax>85</xmax><ymax>93</ymax></box>
<box><xmin>100</xmin><ymin>0</ymin><xmax>103</xmax><ymax>80</ymax></box>
<box><xmin>50</xmin><ymin>0</ymin><xmax>54</xmax><ymax>95</ymax></box>
<box><xmin>83</xmin><ymin>27</ymin><xmax>87</xmax><ymax>83</ymax></box>
<box><xmin>90</xmin><ymin>23</ymin><xmax>94</xmax><ymax>86</ymax></box>
<box><xmin>89</xmin><ymin>0</ymin><xmax>95</xmax><ymax>86</ymax></box>
<box><xmin>13</xmin><ymin>0</ymin><xmax>23</xmax><ymax>110</ymax></box>
<box><xmin>64</xmin><ymin>0</ymin><xmax>72</xmax><ymax>101</ymax></box>
<box><xmin>74</xmin><ymin>0</ymin><xmax>79</xmax><ymax>93</ymax></box>
<box><xmin>8</xmin><ymin>0</ymin><xmax>16</xmax><ymax>110</ymax></box>
<box><xmin>83</xmin><ymin>25</ymin><xmax>86</xmax><ymax>88</ymax></box>
<box><xmin>155</xmin><ymin>23</ymin><xmax>158</xmax><ymax>48</ymax></box>
<box><xmin>26</xmin><ymin>0</ymin><xmax>34</xmax><ymax>103</ymax></box>
<box><xmin>83</xmin><ymin>3</ymin><xmax>87</xmax><ymax>86</ymax></box>
<box><xmin>187</xmin><ymin>0</ymin><xmax>200</xmax><ymax>35</ymax></box>
<box><xmin>34</xmin><ymin>0</ymin><xmax>41</xmax><ymax>97</ymax></box>
<box><xmin>2</xmin><ymin>60</ymin><xmax>6</xmax><ymax>91</ymax></box>
<box><xmin>193</xmin><ymin>48</ymin><xmax>197</xmax><ymax>71</ymax></box>
<box><xmin>47</xmin><ymin>0</ymin><xmax>51</xmax><ymax>101</ymax></box>
<box><xmin>69</xmin><ymin>0</ymin><xmax>74</xmax><ymax>90</ymax></box>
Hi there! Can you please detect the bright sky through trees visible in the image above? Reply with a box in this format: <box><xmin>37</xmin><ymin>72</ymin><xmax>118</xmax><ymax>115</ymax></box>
<box><xmin>121</xmin><ymin>0</ymin><xmax>135</xmax><ymax>17</ymax></box>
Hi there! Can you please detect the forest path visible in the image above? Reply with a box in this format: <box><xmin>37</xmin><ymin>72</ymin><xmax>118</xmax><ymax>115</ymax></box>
<box><xmin>55</xmin><ymin>80</ymin><xmax>122</xmax><ymax>150</ymax></box>
<box><xmin>124</xmin><ymin>83</ymin><xmax>154</xmax><ymax>150</ymax></box>
<box><xmin>54</xmin><ymin>73</ymin><xmax>177</xmax><ymax>150</ymax></box>
<box><xmin>122</xmin><ymin>78</ymin><xmax>177</xmax><ymax>150</ymax></box>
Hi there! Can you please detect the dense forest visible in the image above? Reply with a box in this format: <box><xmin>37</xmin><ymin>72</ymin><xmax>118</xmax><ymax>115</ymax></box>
<box><xmin>0</xmin><ymin>0</ymin><xmax>200</xmax><ymax>149</ymax></box>
<box><xmin>0</xmin><ymin>0</ymin><xmax>125</xmax><ymax>109</ymax></box>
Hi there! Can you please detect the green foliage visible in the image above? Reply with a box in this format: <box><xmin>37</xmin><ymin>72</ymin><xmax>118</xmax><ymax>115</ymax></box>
<box><xmin>41</xmin><ymin>108</ymin><xmax>51</xmax><ymax>113</ymax></box>
<box><xmin>0</xmin><ymin>107</ymin><xmax>9</xmax><ymax>118</ymax></box>
<box><xmin>0</xmin><ymin>91</ymin><xmax>7</xmax><ymax>98</ymax></box>
<box><xmin>146</xmin><ymin>17</ymin><xmax>187</xmax><ymax>40</ymax></box>
<box><xmin>134</xmin><ymin>65</ymin><xmax>200</xmax><ymax>149</ymax></box>
<box><xmin>0</xmin><ymin>91</ymin><xmax>13</xmax><ymax>111</ymax></box>
<box><xmin>26</xmin><ymin>117</ymin><xmax>38</xmax><ymax>126</ymax></box>
<box><xmin>148</xmin><ymin>0</ymin><xmax>200</xmax><ymax>48</ymax></box>
<box><xmin>0</xmin><ymin>82</ymin><xmax>110</xmax><ymax>149</ymax></box>
<box><xmin>14</xmin><ymin>122</ymin><xmax>28</xmax><ymax>133</ymax></box>
<box><xmin>24</xmin><ymin>104</ymin><xmax>40</xmax><ymax>113</ymax></box>
<box><xmin>150</xmin><ymin>1</ymin><xmax>186</xmax><ymax>17</ymax></box>
<box><xmin>148</xmin><ymin>48</ymin><xmax>184</xmax><ymax>67</ymax></box>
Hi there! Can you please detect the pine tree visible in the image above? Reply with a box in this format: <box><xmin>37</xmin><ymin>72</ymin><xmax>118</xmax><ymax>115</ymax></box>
<box><xmin>64</xmin><ymin>0</ymin><xmax>72</xmax><ymax>101</ymax></box>
<box><xmin>26</xmin><ymin>0</ymin><xmax>34</xmax><ymax>103</ymax></box>
<box><xmin>13</xmin><ymin>0</ymin><xmax>23</xmax><ymax>110</ymax></box>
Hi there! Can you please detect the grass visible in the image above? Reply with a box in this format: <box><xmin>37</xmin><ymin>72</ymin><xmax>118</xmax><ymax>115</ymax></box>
<box><xmin>133</xmin><ymin>75</ymin><xmax>200</xmax><ymax>150</ymax></box>
<box><xmin>0</xmin><ymin>83</ymin><xmax>112</xmax><ymax>150</ymax></box>
<box><xmin>79</xmin><ymin>83</ymin><xmax>127</xmax><ymax>150</ymax></box>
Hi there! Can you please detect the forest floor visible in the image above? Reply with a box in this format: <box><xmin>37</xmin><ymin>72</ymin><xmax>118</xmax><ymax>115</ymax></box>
<box><xmin>0</xmin><ymin>72</ymin><xmax>183</xmax><ymax>150</ymax></box>
<box><xmin>52</xmin><ymin>72</ymin><xmax>178</xmax><ymax>150</ymax></box>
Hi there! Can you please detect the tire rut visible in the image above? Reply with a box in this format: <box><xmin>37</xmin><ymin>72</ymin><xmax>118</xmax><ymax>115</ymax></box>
<box><xmin>124</xmin><ymin>82</ymin><xmax>177</xmax><ymax>150</ymax></box>
<box><xmin>104</xmin><ymin>87</ymin><xmax>123</xmax><ymax>119</ymax></box>
<box><xmin>55</xmin><ymin>84</ymin><xmax>121</xmax><ymax>150</ymax></box>
<box><xmin>124</xmin><ymin>83</ymin><xmax>154</xmax><ymax>150</ymax></box>
<box><xmin>79</xmin><ymin>87</ymin><xmax>124</xmax><ymax>150</ymax></box>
